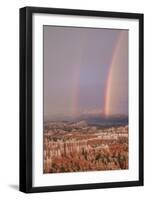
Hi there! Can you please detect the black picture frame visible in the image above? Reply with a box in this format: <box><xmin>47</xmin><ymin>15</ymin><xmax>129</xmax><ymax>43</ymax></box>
<box><xmin>19</xmin><ymin>6</ymin><xmax>144</xmax><ymax>193</ymax></box>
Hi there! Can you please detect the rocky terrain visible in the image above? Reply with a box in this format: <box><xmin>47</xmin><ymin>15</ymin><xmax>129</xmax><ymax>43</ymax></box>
<box><xmin>43</xmin><ymin>121</ymin><xmax>128</xmax><ymax>173</ymax></box>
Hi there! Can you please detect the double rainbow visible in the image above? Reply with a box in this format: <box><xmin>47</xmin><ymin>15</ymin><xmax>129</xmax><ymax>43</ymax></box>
<box><xmin>71</xmin><ymin>31</ymin><xmax>128</xmax><ymax>117</ymax></box>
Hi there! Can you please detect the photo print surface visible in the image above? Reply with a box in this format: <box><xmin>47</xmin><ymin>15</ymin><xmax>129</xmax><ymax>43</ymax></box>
<box><xmin>43</xmin><ymin>26</ymin><xmax>128</xmax><ymax>174</ymax></box>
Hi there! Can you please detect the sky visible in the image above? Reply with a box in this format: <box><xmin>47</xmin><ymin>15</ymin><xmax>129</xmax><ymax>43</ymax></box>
<box><xmin>43</xmin><ymin>26</ymin><xmax>128</xmax><ymax>121</ymax></box>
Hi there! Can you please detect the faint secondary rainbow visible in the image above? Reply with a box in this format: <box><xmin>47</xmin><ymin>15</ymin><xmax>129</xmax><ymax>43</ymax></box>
<box><xmin>71</xmin><ymin>35</ymin><xmax>87</xmax><ymax>117</ymax></box>
<box><xmin>71</xmin><ymin>63</ymin><xmax>81</xmax><ymax>117</ymax></box>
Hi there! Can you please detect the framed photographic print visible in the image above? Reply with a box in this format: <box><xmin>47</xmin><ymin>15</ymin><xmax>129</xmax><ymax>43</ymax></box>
<box><xmin>19</xmin><ymin>7</ymin><xmax>144</xmax><ymax>193</ymax></box>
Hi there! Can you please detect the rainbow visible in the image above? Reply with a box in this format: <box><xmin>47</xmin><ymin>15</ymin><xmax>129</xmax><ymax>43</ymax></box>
<box><xmin>104</xmin><ymin>31</ymin><xmax>128</xmax><ymax>117</ymax></box>
<box><xmin>104</xmin><ymin>33</ymin><xmax>121</xmax><ymax>117</ymax></box>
